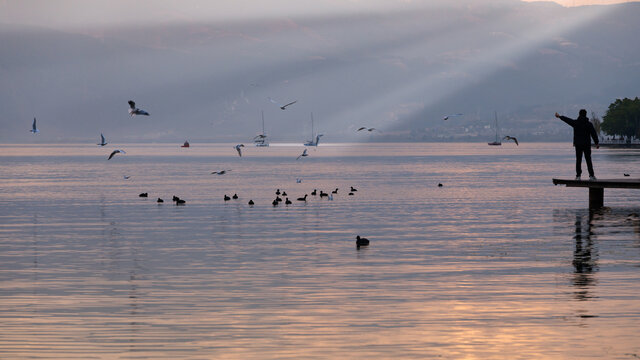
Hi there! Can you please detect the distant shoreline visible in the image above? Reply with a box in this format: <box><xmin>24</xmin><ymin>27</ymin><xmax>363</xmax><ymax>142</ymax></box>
<box><xmin>599</xmin><ymin>143</ymin><xmax>640</xmax><ymax>148</ymax></box>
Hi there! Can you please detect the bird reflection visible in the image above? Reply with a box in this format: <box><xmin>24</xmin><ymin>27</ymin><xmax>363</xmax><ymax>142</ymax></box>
<box><xmin>572</xmin><ymin>212</ymin><xmax>599</xmax><ymax>301</ymax></box>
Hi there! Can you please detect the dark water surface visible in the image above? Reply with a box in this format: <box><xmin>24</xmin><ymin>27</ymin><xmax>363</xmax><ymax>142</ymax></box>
<box><xmin>1</xmin><ymin>143</ymin><xmax>639</xmax><ymax>359</ymax></box>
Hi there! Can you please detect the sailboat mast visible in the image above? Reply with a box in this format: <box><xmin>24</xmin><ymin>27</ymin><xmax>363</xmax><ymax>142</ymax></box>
<box><xmin>311</xmin><ymin>112</ymin><xmax>314</xmax><ymax>139</ymax></box>
<box><xmin>261</xmin><ymin>110</ymin><xmax>265</xmax><ymax>135</ymax></box>
<box><xmin>494</xmin><ymin>111</ymin><xmax>498</xmax><ymax>142</ymax></box>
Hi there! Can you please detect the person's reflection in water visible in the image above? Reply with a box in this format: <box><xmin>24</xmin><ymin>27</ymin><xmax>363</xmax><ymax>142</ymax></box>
<box><xmin>572</xmin><ymin>211</ymin><xmax>599</xmax><ymax>301</ymax></box>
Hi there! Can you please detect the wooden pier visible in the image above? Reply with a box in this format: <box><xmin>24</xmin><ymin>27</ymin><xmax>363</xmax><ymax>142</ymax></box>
<box><xmin>552</xmin><ymin>178</ymin><xmax>640</xmax><ymax>209</ymax></box>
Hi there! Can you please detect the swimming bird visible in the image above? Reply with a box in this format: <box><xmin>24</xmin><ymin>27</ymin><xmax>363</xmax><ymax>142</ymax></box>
<box><xmin>30</xmin><ymin>117</ymin><xmax>39</xmax><ymax>133</ymax></box>
<box><xmin>269</xmin><ymin>97</ymin><xmax>297</xmax><ymax>110</ymax></box>
<box><xmin>311</xmin><ymin>189</ymin><xmax>317</xmax><ymax>196</ymax></box>
<box><xmin>272</xmin><ymin>199</ymin><xmax>279</xmax><ymax>206</ymax></box>
<box><xmin>157</xmin><ymin>198</ymin><xmax>164</xmax><ymax>203</ymax></box>
<box><xmin>275</xmin><ymin>196</ymin><xmax>283</xmax><ymax>202</ymax></box>
<box><xmin>319</xmin><ymin>191</ymin><xmax>328</xmax><ymax>198</ymax></box>
<box><xmin>350</xmin><ymin>186</ymin><xmax>358</xmax><ymax>192</ymax></box>
<box><xmin>356</xmin><ymin>235</ymin><xmax>370</xmax><ymax>247</ymax></box>
<box><xmin>139</xmin><ymin>192</ymin><xmax>148</xmax><ymax>197</ymax></box>
<box><xmin>438</xmin><ymin>183</ymin><xmax>443</xmax><ymax>187</ymax></box>
<box><xmin>108</xmin><ymin>149</ymin><xmax>126</xmax><ymax>160</ymax></box>
<box><xmin>248</xmin><ymin>199</ymin><xmax>255</xmax><ymax>205</ymax></box>
<box><xmin>624</xmin><ymin>173</ymin><xmax>630</xmax><ymax>177</ymax></box>
<box><xmin>224</xmin><ymin>195</ymin><xmax>231</xmax><ymax>201</ymax></box>
<box><xmin>348</xmin><ymin>192</ymin><xmax>354</xmax><ymax>196</ymax></box>
<box><xmin>172</xmin><ymin>195</ymin><xmax>180</xmax><ymax>202</ymax></box>
<box><xmin>502</xmin><ymin>136</ymin><xmax>519</xmax><ymax>145</ymax></box>
<box><xmin>276</xmin><ymin>189</ymin><xmax>281</xmax><ymax>195</ymax></box>
<box><xmin>332</xmin><ymin>188</ymin><xmax>339</xmax><ymax>194</ymax></box>
<box><xmin>296</xmin><ymin>148</ymin><xmax>308</xmax><ymax>160</ymax></box>
<box><xmin>282</xmin><ymin>191</ymin><xmax>287</xmax><ymax>196</ymax></box>
<box><xmin>234</xmin><ymin>144</ymin><xmax>244</xmax><ymax>157</ymax></box>
<box><xmin>211</xmin><ymin>169</ymin><xmax>231</xmax><ymax>175</ymax></box>
<box><xmin>357</xmin><ymin>127</ymin><xmax>377</xmax><ymax>132</ymax></box>
<box><xmin>285</xmin><ymin>198</ymin><xmax>292</xmax><ymax>205</ymax></box>
<box><xmin>176</xmin><ymin>199</ymin><xmax>186</xmax><ymax>205</ymax></box>
<box><xmin>97</xmin><ymin>133</ymin><xmax>107</xmax><ymax>146</ymax></box>
<box><xmin>128</xmin><ymin>100</ymin><xmax>150</xmax><ymax>116</ymax></box>
<box><xmin>443</xmin><ymin>113</ymin><xmax>463</xmax><ymax>121</ymax></box>
<box><xmin>232</xmin><ymin>193</ymin><xmax>238</xmax><ymax>199</ymax></box>
<box><xmin>297</xmin><ymin>194</ymin><xmax>307</xmax><ymax>201</ymax></box>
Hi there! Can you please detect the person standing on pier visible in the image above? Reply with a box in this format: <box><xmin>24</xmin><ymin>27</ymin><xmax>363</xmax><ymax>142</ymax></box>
<box><xmin>555</xmin><ymin>109</ymin><xmax>599</xmax><ymax>180</ymax></box>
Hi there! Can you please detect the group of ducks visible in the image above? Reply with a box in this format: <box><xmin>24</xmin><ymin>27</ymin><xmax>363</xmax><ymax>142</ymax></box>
<box><xmin>139</xmin><ymin>192</ymin><xmax>185</xmax><ymax>205</ymax></box>
<box><xmin>218</xmin><ymin>186</ymin><xmax>359</xmax><ymax>207</ymax></box>
<box><xmin>136</xmin><ymin>186</ymin><xmax>369</xmax><ymax>248</ymax></box>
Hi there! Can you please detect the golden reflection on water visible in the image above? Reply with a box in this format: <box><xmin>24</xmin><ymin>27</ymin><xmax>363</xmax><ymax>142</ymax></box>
<box><xmin>1</xmin><ymin>143</ymin><xmax>640</xmax><ymax>359</ymax></box>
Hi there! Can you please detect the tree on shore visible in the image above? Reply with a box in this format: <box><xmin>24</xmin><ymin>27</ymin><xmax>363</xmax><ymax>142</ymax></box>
<box><xmin>601</xmin><ymin>97</ymin><xmax>640</xmax><ymax>139</ymax></box>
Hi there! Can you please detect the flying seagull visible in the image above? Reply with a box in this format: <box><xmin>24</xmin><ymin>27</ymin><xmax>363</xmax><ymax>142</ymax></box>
<box><xmin>128</xmin><ymin>100</ymin><xmax>150</xmax><ymax>116</ymax></box>
<box><xmin>234</xmin><ymin>144</ymin><xmax>245</xmax><ymax>157</ymax></box>
<box><xmin>311</xmin><ymin>134</ymin><xmax>324</xmax><ymax>147</ymax></box>
<box><xmin>97</xmin><ymin>133</ymin><xmax>107</xmax><ymax>146</ymax></box>
<box><xmin>30</xmin><ymin>117</ymin><xmax>39</xmax><ymax>133</ymax></box>
<box><xmin>502</xmin><ymin>136</ymin><xmax>519</xmax><ymax>145</ymax></box>
<box><xmin>269</xmin><ymin>97</ymin><xmax>297</xmax><ymax>110</ymax></box>
<box><xmin>357</xmin><ymin>127</ymin><xmax>378</xmax><ymax>132</ymax></box>
<box><xmin>108</xmin><ymin>149</ymin><xmax>126</xmax><ymax>160</ymax></box>
<box><xmin>443</xmin><ymin>113</ymin><xmax>463</xmax><ymax>120</ymax></box>
<box><xmin>211</xmin><ymin>169</ymin><xmax>231</xmax><ymax>175</ymax></box>
<box><xmin>296</xmin><ymin>148</ymin><xmax>308</xmax><ymax>160</ymax></box>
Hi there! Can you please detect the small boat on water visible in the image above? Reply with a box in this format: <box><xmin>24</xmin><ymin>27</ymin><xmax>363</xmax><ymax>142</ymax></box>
<box><xmin>254</xmin><ymin>111</ymin><xmax>269</xmax><ymax>147</ymax></box>
<box><xmin>488</xmin><ymin>111</ymin><xmax>502</xmax><ymax>146</ymax></box>
<box><xmin>181</xmin><ymin>141</ymin><xmax>190</xmax><ymax>148</ymax></box>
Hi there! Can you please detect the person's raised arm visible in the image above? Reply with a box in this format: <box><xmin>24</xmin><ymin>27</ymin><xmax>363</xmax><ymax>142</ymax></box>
<box><xmin>555</xmin><ymin>112</ymin><xmax>574</xmax><ymax>126</ymax></box>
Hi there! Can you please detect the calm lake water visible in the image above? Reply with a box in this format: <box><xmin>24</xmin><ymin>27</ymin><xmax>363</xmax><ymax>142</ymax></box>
<box><xmin>1</xmin><ymin>142</ymin><xmax>640</xmax><ymax>359</ymax></box>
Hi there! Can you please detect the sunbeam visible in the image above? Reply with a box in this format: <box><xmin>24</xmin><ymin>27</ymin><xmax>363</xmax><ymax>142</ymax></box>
<box><xmin>325</xmin><ymin>3</ymin><xmax>617</xmax><ymax>138</ymax></box>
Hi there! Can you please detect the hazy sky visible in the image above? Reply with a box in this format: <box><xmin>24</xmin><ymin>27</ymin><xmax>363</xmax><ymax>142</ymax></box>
<box><xmin>531</xmin><ymin>0</ymin><xmax>635</xmax><ymax>4</ymax></box>
<box><xmin>1</xmin><ymin>0</ymin><xmax>638</xmax><ymax>143</ymax></box>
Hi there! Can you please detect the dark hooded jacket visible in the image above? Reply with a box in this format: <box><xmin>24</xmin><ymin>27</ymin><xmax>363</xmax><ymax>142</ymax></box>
<box><xmin>558</xmin><ymin>115</ymin><xmax>599</xmax><ymax>147</ymax></box>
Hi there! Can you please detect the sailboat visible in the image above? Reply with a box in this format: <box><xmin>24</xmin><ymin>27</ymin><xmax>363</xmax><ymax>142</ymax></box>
<box><xmin>254</xmin><ymin>111</ymin><xmax>269</xmax><ymax>147</ymax></box>
<box><xmin>488</xmin><ymin>111</ymin><xmax>502</xmax><ymax>146</ymax></box>
<box><xmin>304</xmin><ymin>112</ymin><xmax>323</xmax><ymax>147</ymax></box>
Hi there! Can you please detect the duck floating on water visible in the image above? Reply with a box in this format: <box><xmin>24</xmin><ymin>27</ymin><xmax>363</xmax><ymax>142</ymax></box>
<box><xmin>356</xmin><ymin>235</ymin><xmax>370</xmax><ymax>248</ymax></box>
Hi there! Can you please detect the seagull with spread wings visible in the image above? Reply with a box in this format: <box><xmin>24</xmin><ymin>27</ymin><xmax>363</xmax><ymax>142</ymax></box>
<box><xmin>443</xmin><ymin>113</ymin><xmax>463</xmax><ymax>120</ymax></box>
<box><xmin>269</xmin><ymin>97</ymin><xmax>297</xmax><ymax>110</ymax></box>
<box><xmin>502</xmin><ymin>136</ymin><xmax>519</xmax><ymax>145</ymax></box>
<box><xmin>357</xmin><ymin>127</ymin><xmax>378</xmax><ymax>132</ymax></box>
<box><xmin>108</xmin><ymin>149</ymin><xmax>126</xmax><ymax>160</ymax></box>
<box><xmin>128</xmin><ymin>100</ymin><xmax>150</xmax><ymax>116</ymax></box>
<box><xmin>234</xmin><ymin>144</ymin><xmax>245</xmax><ymax>157</ymax></box>
<box><xmin>296</xmin><ymin>148</ymin><xmax>308</xmax><ymax>160</ymax></box>
<box><xmin>30</xmin><ymin>118</ymin><xmax>39</xmax><ymax>133</ymax></box>
<box><xmin>97</xmin><ymin>133</ymin><xmax>107</xmax><ymax>146</ymax></box>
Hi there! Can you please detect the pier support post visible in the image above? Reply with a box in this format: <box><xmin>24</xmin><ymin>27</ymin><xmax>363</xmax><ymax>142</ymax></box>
<box><xmin>589</xmin><ymin>188</ymin><xmax>604</xmax><ymax>209</ymax></box>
